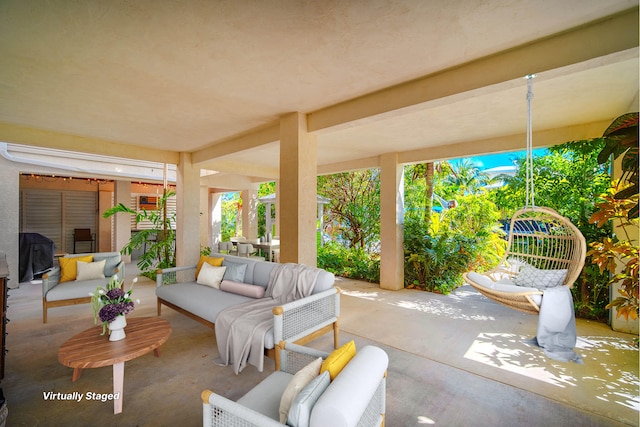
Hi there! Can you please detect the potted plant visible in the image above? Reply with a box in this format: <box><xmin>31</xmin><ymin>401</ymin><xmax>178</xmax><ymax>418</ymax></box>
<box><xmin>103</xmin><ymin>188</ymin><xmax>177</xmax><ymax>278</ymax></box>
<box><xmin>90</xmin><ymin>275</ymin><xmax>139</xmax><ymax>339</ymax></box>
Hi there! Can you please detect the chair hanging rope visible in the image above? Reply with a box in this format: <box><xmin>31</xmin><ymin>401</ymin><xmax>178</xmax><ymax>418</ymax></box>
<box><xmin>525</xmin><ymin>74</ymin><xmax>535</xmax><ymax>208</ymax></box>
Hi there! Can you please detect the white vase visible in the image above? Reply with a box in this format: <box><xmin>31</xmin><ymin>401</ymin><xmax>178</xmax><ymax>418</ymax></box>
<box><xmin>108</xmin><ymin>315</ymin><xmax>127</xmax><ymax>341</ymax></box>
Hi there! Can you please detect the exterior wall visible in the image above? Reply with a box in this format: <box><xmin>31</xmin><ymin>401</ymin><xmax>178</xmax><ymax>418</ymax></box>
<box><xmin>0</xmin><ymin>155</ymin><xmax>20</xmax><ymax>288</ymax></box>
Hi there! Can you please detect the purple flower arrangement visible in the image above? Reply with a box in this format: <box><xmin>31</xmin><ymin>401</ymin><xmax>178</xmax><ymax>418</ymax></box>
<box><xmin>90</xmin><ymin>274</ymin><xmax>139</xmax><ymax>335</ymax></box>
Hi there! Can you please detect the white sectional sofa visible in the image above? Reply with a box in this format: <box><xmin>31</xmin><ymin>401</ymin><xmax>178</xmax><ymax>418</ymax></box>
<box><xmin>41</xmin><ymin>252</ymin><xmax>125</xmax><ymax>323</ymax></box>
<box><xmin>202</xmin><ymin>342</ymin><xmax>388</xmax><ymax>427</ymax></box>
<box><xmin>156</xmin><ymin>254</ymin><xmax>340</xmax><ymax>369</ymax></box>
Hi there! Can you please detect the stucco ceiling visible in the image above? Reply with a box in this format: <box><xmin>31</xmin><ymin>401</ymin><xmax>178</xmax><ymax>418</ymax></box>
<box><xmin>0</xmin><ymin>0</ymin><xmax>637</xmax><ymax>183</ymax></box>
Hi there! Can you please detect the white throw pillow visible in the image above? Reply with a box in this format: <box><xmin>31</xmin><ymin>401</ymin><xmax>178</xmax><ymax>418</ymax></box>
<box><xmin>279</xmin><ymin>357</ymin><xmax>322</xmax><ymax>424</ymax></box>
<box><xmin>196</xmin><ymin>262</ymin><xmax>226</xmax><ymax>289</ymax></box>
<box><xmin>75</xmin><ymin>260</ymin><xmax>106</xmax><ymax>281</ymax></box>
<box><xmin>513</xmin><ymin>265</ymin><xmax>567</xmax><ymax>289</ymax></box>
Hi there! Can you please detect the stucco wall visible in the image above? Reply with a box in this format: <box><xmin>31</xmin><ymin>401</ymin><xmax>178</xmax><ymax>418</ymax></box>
<box><xmin>0</xmin><ymin>155</ymin><xmax>20</xmax><ymax>288</ymax></box>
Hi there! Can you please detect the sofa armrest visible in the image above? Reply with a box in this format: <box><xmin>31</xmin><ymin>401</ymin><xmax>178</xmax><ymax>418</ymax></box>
<box><xmin>202</xmin><ymin>390</ymin><xmax>284</xmax><ymax>427</ymax></box>
<box><xmin>156</xmin><ymin>265</ymin><xmax>197</xmax><ymax>287</ymax></box>
<box><xmin>42</xmin><ymin>266</ymin><xmax>61</xmax><ymax>298</ymax></box>
<box><xmin>114</xmin><ymin>261</ymin><xmax>125</xmax><ymax>280</ymax></box>
<box><xmin>273</xmin><ymin>288</ymin><xmax>340</xmax><ymax>343</ymax></box>
<box><xmin>278</xmin><ymin>342</ymin><xmax>329</xmax><ymax>375</ymax></box>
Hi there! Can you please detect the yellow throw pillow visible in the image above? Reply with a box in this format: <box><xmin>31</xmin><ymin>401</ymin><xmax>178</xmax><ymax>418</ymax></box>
<box><xmin>195</xmin><ymin>255</ymin><xmax>224</xmax><ymax>277</ymax></box>
<box><xmin>320</xmin><ymin>340</ymin><xmax>356</xmax><ymax>381</ymax></box>
<box><xmin>59</xmin><ymin>255</ymin><xmax>94</xmax><ymax>283</ymax></box>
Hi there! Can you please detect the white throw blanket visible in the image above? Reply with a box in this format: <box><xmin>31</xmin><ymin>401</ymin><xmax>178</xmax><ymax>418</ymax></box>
<box><xmin>215</xmin><ymin>263</ymin><xmax>320</xmax><ymax>374</ymax></box>
<box><xmin>524</xmin><ymin>286</ymin><xmax>583</xmax><ymax>364</ymax></box>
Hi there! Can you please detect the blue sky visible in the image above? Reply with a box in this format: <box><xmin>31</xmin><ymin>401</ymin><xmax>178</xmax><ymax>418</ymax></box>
<box><xmin>452</xmin><ymin>148</ymin><xmax>549</xmax><ymax>170</ymax></box>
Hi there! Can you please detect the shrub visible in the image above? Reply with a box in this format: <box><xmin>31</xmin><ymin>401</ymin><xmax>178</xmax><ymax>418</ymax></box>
<box><xmin>317</xmin><ymin>241</ymin><xmax>380</xmax><ymax>283</ymax></box>
<box><xmin>404</xmin><ymin>218</ymin><xmax>477</xmax><ymax>294</ymax></box>
<box><xmin>403</xmin><ymin>193</ymin><xmax>505</xmax><ymax>294</ymax></box>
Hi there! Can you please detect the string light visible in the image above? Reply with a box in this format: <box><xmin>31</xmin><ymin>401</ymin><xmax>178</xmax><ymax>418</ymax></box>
<box><xmin>19</xmin><ymin>173</ymin><xmax>174</xmax><ymax>190</ymax></box>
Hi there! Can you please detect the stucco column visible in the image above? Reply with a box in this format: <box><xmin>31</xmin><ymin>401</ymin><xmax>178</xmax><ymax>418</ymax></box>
<box><xmin>211</xmin><ymin>192</ymin><xmax>222</xmax><ymax>248</ymax></box>
<box><xmin>241</xmin><ymin>187</ymin><xmax>259</xmax><ymax>241</ymax></box>
<box><xmin>98</xmin><ymin>183</ymin><xmax>112</xmax><ymax>252</ymax></box>
<box><xmin>176</xmin><ymin>152</ymin><xmax>200</xmax><ymax>267</ymax></box>
<box><xmin>279</xmin><ymin>112</ymin><xmax>317</xmax><ymax>266</ymax></box>
<box><xmin>114</xmin><ymin>180</ymin><xmax>131</xmax><ymax>263</ymax></box>
<box><xmin>274</xmin><ymin>179</ymin><xmax>280</xmax><ymax>238</ymax></box>
<box><xmin>379</xmin><ymin>153</ymin><xmax>404</xmax><ymax>290</ymax></box>
<box><xmin>199</xmin><ymin>185</ymin><xmax>210</xmax><ymax>252</ymax></box>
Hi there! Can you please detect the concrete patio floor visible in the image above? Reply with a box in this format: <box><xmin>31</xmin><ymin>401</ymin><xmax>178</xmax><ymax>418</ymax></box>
<box><xmin>2</xmin><ymin>264</ymin><xmax>638</xmax><ymax>426</ymax></box>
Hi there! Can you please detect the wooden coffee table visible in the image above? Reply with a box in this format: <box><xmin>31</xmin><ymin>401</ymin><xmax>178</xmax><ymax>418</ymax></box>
<box><xmin>58</xmin><ymin>316</ymin><xmax>172</xmax><ymax>414</ymax></box>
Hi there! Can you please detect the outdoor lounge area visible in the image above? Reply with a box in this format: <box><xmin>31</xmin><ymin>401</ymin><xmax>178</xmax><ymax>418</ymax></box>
<box><xmin>0</xmin><ymin>2</ymin><xmax>638</xmax><ymax>426</ymax></box>
<box><xmin>4</xmin><ymin>264</ymin><xmax>638</xmax><ymax>426</ymax></box>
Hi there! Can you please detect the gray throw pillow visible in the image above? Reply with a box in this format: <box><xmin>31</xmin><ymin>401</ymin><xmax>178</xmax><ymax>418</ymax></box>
<box><xmin>286</xmin><ymin>371</ymin><xmax>330</xmax><ymax>427</ymax></box>
<box><xmin>93</xmin><ymin>254</ymin><xmax>121</xmax><ymax>277</ymax></box>
<box><xmin>222</xmin><ymin>261</ymin><xmax>247</xmax><ymax>282</ymax></box>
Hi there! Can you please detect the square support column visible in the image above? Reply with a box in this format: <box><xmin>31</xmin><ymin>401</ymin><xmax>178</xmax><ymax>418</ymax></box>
<box><xmin>176</xmin><ymin>153</ymin><xmax>201</xmax><ymax>267</ymax></box>
<box><xmin>241</xmin><ymin>188</ymin><xmax>259</xmax><ymax>241</ymax></box>
<box><xmin>114</xmin><ymin>180</ymin><xmax>132</xmax><ymax>263</ymax></box>
<box><xmin>279</xmin><ymin>112</ymin><xmax>318</xmax><ymax>266</ymax></box>
<box><xmin>211</xmin><ymin>192</ymin><xmax>223</xmax><ymax>247</ymax></box>
<box><xmin>199</xmin><ymin>185</ymin><xmax>210</xmax><ymax>252</ymax></box>
<box><xmin>380</xmin><ymin>153</ymin><xmax>404</xmax><ymax>290</ymax></box>
<box><xmin>98</xmin><ymin>187</ymin><xmax>112</xmax><ymax>252</ymax></box>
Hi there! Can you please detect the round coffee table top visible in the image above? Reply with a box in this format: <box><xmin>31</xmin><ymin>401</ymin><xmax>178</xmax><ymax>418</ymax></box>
<box><xmin>58</xmin><ymin>317</ymin><xmax>172</xmax><ymax>369</ymax></box>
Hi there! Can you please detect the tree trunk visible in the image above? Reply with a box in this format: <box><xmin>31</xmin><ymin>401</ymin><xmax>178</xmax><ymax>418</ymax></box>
<box><xmin>424</xmin><ymin>162</ymin><xmax>435</xmax><ymax>231</ymax></box>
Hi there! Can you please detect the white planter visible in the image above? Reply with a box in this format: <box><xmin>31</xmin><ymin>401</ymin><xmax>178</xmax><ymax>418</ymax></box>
<box><xmin>108</xmin><ymin>315</ymin><xmax>127</xmax><ymax>341</ymax></box>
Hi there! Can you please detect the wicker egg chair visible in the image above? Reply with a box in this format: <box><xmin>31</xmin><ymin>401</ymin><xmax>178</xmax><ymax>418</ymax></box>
<box><xmin>463</xmin><ymin>206</ymin><xmax>587</xmax><ymax>315</ymax></box>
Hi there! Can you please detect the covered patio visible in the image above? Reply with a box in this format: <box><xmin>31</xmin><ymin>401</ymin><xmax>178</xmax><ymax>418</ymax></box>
<box><xmin>0</xmin><ymin>1</ymin><xmax>637</xmax><ymax>297</ymax></box>
<box><xmin>0</xmin><ymin>2</ymin><xmax>638</xmax><ymax>424</ymax></box>
<box><xmin>4</xmin><ymin>264</ymin><xmax>638</xmax><ymax>426</ymax></box>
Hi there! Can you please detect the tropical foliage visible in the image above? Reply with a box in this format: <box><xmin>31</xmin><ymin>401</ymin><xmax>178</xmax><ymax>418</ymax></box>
<box><xmin>318</xmin><ymin>169</ymin><xmax>381</xmax><ymax>250</ymax></box>
<box><xmin>103</xmin><ymin>189</ymin><xmax>176</xmax><ymax>278</ymax></box>
<box><xmin>403</xmin><ymin>161</ymin><xmax>505</xmax><ymax>294</ymax></box>
<box><xmin>589</xmin><ymin>182</ymin><xmax>638</xmax><ymax>321</ymax></box>
<box><xmin>317</xmin><ymin>241</ymin><xmax>380</xmax><ymax>283</ymax></box>
<box><xmin>588</xmin><ymin>112</ymin><xmax>639</xmax><ymax>322</ymax></box>
<box><xmin>404</xmin><ymin>195</ymin><xmax>504</xmax><ymax>293</ymax></box>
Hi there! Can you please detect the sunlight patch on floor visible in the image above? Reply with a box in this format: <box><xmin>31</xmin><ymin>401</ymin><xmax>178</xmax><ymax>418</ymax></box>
<box><xmin>464</xmin><ymin>332</ymin><xmax>573</xmax><ymax>387</ymax></box>
<box><xmin>465</xmin><ymin>333</ymin><xmax>640</xmax><ymax>412</ymax></box>
<box><xmin>391</xmin><ymin>299</ymin><xmax>496</xmax><ymax>321</ymax></box>
<box><xmin>339</xmin><ymin>289</ymin><xmax>382</xmax><ymax>301</ymax></box>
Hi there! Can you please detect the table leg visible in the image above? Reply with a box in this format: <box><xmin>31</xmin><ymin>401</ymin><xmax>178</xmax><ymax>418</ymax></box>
<box><xmin>113</xmin><ymin>362</ymin><xmax>124</xmax><ymax>414</ymax></box>
<box><xmin>153</xmin><ymin>348</ymin><xmax>161</xmax><ymax>357</ymax></box>
<box><xmin>72</xmin><ymin>368</ymin><xmax>82</xmax><ymax>382</ymax></box>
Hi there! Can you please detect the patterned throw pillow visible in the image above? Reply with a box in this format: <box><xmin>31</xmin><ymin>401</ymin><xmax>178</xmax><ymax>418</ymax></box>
<box><xmin>513</xmin><ymin>265</ymin><xmax>568</xmax><ymax>289</ymax></box>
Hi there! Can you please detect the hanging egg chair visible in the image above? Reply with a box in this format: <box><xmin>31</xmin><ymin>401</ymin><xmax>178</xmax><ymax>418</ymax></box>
<box><xmin>463</xmin><ymin>76</ymin><xmax>587</xmax><ymax>315</ymax></box>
